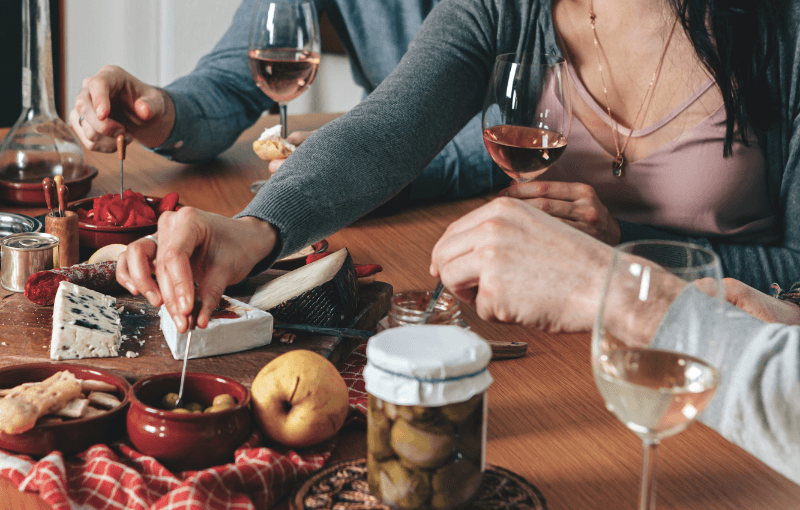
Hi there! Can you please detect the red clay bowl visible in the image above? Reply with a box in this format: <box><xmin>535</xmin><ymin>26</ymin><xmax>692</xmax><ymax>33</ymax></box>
<box><xmin>67</xmin><ymin>195</ymin><xmax>177</xmax><ymax>250</ymax></box>
<box><xmin>127</xmin><ymin>372</ymin><xmax>251</xmax><ymax>472</ymax></box>
<box><xmin>0</xmin><ymin>165</ymin><xmax>98</xmax><ymax>206</ymax></box>
<box><xmin>0</xmin><ymin>363</ymin><xmax>130</xmax><ymax>457</ymax></box>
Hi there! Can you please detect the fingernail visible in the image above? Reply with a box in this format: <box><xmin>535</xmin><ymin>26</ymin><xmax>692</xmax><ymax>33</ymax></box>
<box><xmin>145</xmin><ymin>291</ymin><xmax>158</xmax><ymax>304</ymax></box>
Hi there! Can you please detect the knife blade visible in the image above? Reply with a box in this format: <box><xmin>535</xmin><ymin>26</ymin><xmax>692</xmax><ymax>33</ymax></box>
<box><xmin>274</xmin><ymin>323</ymin><xmax>528</xmax><ymax>359</ymax></box>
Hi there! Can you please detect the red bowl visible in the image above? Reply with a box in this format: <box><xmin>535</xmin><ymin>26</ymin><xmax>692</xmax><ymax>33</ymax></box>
<box><xmin>127</xmin><ymin>372</ymin><xmax>251</xmax><ymax>472</ymax></box>
<box><xmin>0</xmin><ymin>165</ymin><xmax>98</xmax><ymax>206</ymax></box>
<box><xmin>0</xmin><ymin>363</ymin><xmax>130</xmax><ymax>457</ymax></box>
<box><xmin>67</xmin><ymin>195</ymin><xmax>175</xmax><ymax>250</ymax></box>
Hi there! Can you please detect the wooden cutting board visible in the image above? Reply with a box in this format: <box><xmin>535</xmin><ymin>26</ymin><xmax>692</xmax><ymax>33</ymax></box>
<box><xmin>0</xmin><ymin>270</ymin><xmax>392</xmax><ymax>387</ymax></box>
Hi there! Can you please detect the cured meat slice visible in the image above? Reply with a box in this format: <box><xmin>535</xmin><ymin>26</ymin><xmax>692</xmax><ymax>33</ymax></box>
<box><xmin>25</xmin><ymin>261</ymin><xmax>122</xmax><ymax>306</ymax></box>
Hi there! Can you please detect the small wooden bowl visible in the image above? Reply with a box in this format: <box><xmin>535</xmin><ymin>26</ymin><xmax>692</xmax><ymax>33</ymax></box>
<box><xmin>127</xmin><ymin>372</ymin><xmax>251</xmax><ymax>472</ymax></box>
<box><xmin>0</xmin><ymin>363</ymin><xmax>130</xmax><ymax>457</ymax></box>
<box><xmin>67</xmin><ymin>195</ymin><xmax>175</xmax><ymax>250</ymax></box>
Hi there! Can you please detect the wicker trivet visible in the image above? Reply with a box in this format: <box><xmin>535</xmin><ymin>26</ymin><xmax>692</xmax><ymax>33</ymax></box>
<box><xmin>291</xmin><ymin>458</ymin><xmax>547</xmax><ymax>510</ymax></box>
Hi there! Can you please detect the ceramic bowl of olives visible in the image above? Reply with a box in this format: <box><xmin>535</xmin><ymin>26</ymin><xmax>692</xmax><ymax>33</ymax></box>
<box><xmin>127</xmin><ymin>372</ymin><xmax>251</xmax><ymax>472</ymax></box>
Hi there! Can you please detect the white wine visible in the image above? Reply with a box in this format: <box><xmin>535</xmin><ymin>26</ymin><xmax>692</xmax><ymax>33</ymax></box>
<box><xmin>594</xmin><ymin>347</ymin><xmax>718</xmax><ymax>440</ymax></box>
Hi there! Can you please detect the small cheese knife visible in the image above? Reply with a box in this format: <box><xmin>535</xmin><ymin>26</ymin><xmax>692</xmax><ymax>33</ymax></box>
<box><xmin>175</xmin><ymin>301</ymin><xmax>201</xmax><ymax>409</ymax></box>
<box><xmin>275</xmin><ymin>323</ymin><xmax>528</xmax><ymax>359</ymax></box>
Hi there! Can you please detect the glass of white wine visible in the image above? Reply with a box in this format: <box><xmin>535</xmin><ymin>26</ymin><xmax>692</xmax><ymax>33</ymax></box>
<box><xmin>592</xmin><ymin>240</ymin><xmax>725</xmax><ymax>510</ymax></box>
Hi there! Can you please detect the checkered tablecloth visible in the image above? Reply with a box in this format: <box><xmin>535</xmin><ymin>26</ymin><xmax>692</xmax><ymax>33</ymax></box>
<box><xmin>0</xmin><ymin>343</ymin><xmax>370</xmax><ymax>510</ymax></box>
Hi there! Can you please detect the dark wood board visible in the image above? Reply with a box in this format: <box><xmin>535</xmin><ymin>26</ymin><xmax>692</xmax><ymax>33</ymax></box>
<box><xmin>0</xmin><ymin>270</ymin><xmax>392</xmax><ymax>387</ymax></box>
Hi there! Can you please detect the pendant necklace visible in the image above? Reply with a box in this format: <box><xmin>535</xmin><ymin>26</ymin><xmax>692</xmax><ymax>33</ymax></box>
<box><xmin>589</xmin><ymin>3</ymin><xmax>679</xmax><ymax>177</ymax></box>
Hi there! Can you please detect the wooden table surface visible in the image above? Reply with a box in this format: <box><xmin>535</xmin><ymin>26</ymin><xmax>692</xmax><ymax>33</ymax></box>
<box><xmin>2</xmin><ymin>114</ymin><xmax>799</xmax><ymax>510</ymax></box>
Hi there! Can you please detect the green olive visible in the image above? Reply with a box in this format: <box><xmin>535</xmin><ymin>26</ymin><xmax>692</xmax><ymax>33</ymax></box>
<box><xmin>212</xmin><ymin>394</ymin><xmax>236</xmax><ymax>408</ymax></box>
<box><xmin>204</xmin><ymin>404</ymin><xmax>230</xmax><ymax>413</ymax></box>
<box><xmin>171</xmin><ymin>408</ymin><xmax>191</xmax><ymax>414</ymax></box>
<box><xmin>160</xmin><ymin>392</ymin><xmax>180</xmax><ymax>410</ymax></box>
<box><xmin>185</xmin><ymin>402</ymin><xmax>204</xmax><ymax>413</ymax></box>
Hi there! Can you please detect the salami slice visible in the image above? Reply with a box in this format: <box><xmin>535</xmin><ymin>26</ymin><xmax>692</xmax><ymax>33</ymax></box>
<box><xmin>24</xmin><ymin>261</ymin><xmax>122</xmax><ymax>306</ymax></box>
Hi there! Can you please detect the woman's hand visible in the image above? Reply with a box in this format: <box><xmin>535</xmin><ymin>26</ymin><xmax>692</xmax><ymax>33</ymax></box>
<box><xmin>430</xmin><ymin>196</ymin><xmax>614</xmax><ymax>332</ymax></box>
<box><xmin>116</xmin><ymin>208</ymin><xmax>278</xmax><ymax>333</ymax></box>
<box><xmin>267</xmin><ymin>130</ymin><xmax>316</xmax><ymax>174</ymax></box>
<box><xmin>501</xmin><ymin>181</ymin><xmax>621</xmax><ymax>245</ymax></box>
<box><xmin>70</xmin><ymin>65</ymin><xmax>175</xmax><ymax>152</ymax></box>
<box><xmin>722</xmin><ymin>278</ymin><xmax>800</xmax><ymax>325</ymax></box>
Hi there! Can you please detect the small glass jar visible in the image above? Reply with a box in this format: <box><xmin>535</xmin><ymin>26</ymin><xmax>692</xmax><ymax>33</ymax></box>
<box><xmin>379</xmin><ymin>290</ymin><xmax>462</xmax><ymax>331</ymax></box>
<box><xmin>364</xmin><ymin>325</ymin><xmax>493</xmax><ymax>510</ymax></box>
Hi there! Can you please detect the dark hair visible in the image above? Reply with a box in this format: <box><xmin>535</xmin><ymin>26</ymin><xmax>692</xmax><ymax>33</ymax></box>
<box><xmin>670</xmin><ymin>0</ymin><xmax>781</xmax><ymax>156</ymax></box>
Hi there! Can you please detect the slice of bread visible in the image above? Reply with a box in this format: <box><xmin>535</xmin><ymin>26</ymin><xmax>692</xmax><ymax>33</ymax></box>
<box><xmin>253</xmin><ymin>138</ymin><xmax>295</xmax><ymax>161</ymax></box>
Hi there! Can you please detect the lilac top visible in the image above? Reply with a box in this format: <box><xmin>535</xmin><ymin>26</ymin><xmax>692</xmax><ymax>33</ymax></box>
<box><xmin>545</xmin><ymin>65</ymin><xmax>777</xmax><ymax>242</ymax></box>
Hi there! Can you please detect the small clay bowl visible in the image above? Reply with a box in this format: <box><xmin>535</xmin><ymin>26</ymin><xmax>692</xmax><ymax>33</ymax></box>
<box><xmin>0</xmin><ymin>165</ymin><xmax>98</xmax><ymax>206</ymax></box>
<box><xmin>0</xmin><ymin>363</ymin><xmax>130</xmax><ymax>457</ymax></box>
<box><xmin>127</xmin><ymin>372</ymin><xmax>251</xmax><ymax>472</ymax></box>
<box><xmin>67</xmin><ymin>195</ymin><xmax>176</xmax><ymax>250</ymax></box>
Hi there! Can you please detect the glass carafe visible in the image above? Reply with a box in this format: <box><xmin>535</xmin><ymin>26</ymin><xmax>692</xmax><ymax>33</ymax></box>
<box><xmin>0</xmin><ymin>0</ymin><xmax>84</xmax><ymax>185</ymax></box>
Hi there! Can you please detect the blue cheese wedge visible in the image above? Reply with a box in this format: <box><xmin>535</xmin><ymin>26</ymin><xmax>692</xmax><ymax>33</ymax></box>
<box><xmin>159</xmin><ymin>295</ymin><xmax>273</xmax><ymax>360</ymax></box>
<box><xmin>50</xmin><ymin>281</ymin><xmax>122</xmax><ymax>360</ymax></box>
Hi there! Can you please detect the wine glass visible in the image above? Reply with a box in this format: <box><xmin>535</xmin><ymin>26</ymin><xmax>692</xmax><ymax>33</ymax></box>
<box><xmin>248</xmin><ymin>0</ymin><xmax>321</xmax><ymax>140</ymax></box>
<box><xmin>592</xmin><ymin>240</ymin><xmax>726</xmax><ymax>510</ymax></box>
<box><xmin>482</xmin><ymin>53</ymin><xmax>572</xmax><ymax>182</ymax></box>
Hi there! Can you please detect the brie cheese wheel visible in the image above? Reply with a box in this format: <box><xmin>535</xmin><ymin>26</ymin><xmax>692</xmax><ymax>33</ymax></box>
<box><xmin>250</xmin><ymin>248</ymin><xmax>359</xmax><ymax>327</ymax></box>
<box><xmin>50</xmin><ymin>281</ymin><xmax>122</xmax><ymax>360</ymax></box>
<box><xmin>159</xmin><ymin>295</ymin><xmax>274</xmax><ymax>360</ymax></box>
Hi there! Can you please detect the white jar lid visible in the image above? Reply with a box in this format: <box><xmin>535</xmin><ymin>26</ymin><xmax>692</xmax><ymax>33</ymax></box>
<box><xmin>364</xmin><ymin>325</ymin><xmax>493</xmax><ymax>406</ymax></box>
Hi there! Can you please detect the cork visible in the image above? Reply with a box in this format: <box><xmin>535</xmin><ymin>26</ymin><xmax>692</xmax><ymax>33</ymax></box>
<box><xmin>45</xmin><ymin>211</ymin><xmax>80</xmax><ymax>268</ymax></box>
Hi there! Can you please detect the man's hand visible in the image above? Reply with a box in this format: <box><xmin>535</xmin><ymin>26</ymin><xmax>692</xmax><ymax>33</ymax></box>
<box><xmin>70</xmin><ymin>65</ymin><xmax>175</xmax><ymax>152</ymax></box>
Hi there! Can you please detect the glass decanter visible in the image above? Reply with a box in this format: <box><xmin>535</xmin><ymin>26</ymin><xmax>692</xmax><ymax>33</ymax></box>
<box><xmin>0</xmin><ymin>0</ymin><xmax>84</xmax><ymax>185</ymax></box>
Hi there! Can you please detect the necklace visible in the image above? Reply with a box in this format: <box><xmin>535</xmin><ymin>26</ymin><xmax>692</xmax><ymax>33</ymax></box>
<box><xmin>589</xmin><ymin>3</ymin><xmax>679</xmax><ymax>177</ymax></box>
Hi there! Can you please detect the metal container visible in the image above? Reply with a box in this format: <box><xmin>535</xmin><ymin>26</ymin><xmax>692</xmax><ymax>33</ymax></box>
<box><xmin>1</xmin><ymin>232</ymin><xmax>59</xmax><ymax>292</ymax></box>
<box><xmin>0</xmin><ymin>212</ymin><xmax>43</xmax><ymax>240</ymax></box>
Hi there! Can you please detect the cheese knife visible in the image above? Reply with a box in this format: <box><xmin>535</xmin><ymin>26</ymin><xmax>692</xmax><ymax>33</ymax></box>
<box><xmin>275</xmin><ymin>323</ymin><xmax>528</xmax><ymax>359</ymax></box>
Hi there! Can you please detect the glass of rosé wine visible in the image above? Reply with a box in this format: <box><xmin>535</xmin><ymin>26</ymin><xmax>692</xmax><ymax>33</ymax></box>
<box><xmin>482</xmin><ymin>53</ymin><xmax>572</xmax><ymax>182</ymax></box>
<box><xmin>593</xmin><ymin>240</ymin><xmax>726</xmax><ymax>510</ymax></box>
<box><xmin>248</xmin><ymin>0</ymin><xmax>321</xmax><ymax>140</ymax></box>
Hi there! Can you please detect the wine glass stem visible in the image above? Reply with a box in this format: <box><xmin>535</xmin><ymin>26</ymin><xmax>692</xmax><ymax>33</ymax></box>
<box><xmin>279</xmin><ymin>102</ymin><xmax>288</xmax><ymax>139</ymax></box>
<box><xmin>639</xmin><ymin>438</ymin><xmax>659</xmax><ymax>510</ymax></box>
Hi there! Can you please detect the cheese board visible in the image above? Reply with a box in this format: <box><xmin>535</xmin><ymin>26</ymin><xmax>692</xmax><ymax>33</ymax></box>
<box><xmin>0</xmin><ymin>269</ymin><xmax>392</xmax><ymax>387</ymax></box>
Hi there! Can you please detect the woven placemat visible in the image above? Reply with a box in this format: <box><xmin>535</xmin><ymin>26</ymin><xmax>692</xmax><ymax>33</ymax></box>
<box><xmin>291</xmin><ymin>458</ymin><xmax>547</xmax><ymax>510</ymax></box>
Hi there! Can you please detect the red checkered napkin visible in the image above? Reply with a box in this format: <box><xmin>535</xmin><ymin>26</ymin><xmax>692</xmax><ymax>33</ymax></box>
<box><xmin>0</xmin><ymin>343</ymin><xmax>370</xmax><ymax>510</ymax></box>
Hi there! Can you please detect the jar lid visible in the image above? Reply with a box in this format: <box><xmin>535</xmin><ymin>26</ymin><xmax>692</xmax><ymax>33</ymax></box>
<box><xmin>364</xmin><ymin>325</ymin><xmax>493</xmax><ymax>406</ymax></box>
<box><xmin>1</xmin><ymin>232</ymin><xmax>59</xmax><ymax>251</ymax></box>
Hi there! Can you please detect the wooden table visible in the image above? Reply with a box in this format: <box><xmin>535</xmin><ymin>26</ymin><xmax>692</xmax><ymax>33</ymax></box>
<box><xmin>2</xmin><ymin>114</ymin><xmax>799</xmax><ymax>510</ymax></box>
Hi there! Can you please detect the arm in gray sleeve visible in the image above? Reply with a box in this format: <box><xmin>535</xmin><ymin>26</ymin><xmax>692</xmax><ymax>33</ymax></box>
<box><xmin>406</xmin><ymin>115</ymin><xmax>512</xmax><ymax>201</ymax></box>
<box><xmin>653</xmin><ymin>286</ymin><xmax>800</xmax><ymax>485</ymax></box>
<box><xmin>151</xmin><ymin>0</ymin><xmax>275</xmax><ymax>162</ymax></box>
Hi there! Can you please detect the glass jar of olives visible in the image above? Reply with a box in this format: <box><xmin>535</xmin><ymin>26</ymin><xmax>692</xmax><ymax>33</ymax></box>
<box><xmin>379</xmin><ymin>290</ymin><xmax>463</xmax><ymax>330</ymax></box>
<box><xmin>363</xmin><ymin>325</ymin><xmax>493</xmax><ymax>510</ymax></box>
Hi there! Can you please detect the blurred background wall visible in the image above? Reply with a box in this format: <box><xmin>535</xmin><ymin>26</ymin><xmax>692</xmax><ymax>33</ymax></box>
<box><xmin>0</xmin><ymin>0</ymin><xmax>362</xmax><ymax>128</ymax></box>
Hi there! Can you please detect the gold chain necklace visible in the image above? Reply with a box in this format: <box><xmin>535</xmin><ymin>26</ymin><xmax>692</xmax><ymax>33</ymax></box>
<box><xmin>589</xmin><ymin>3</ymin><xmax>679</xmax><ymax>177</ymax></box>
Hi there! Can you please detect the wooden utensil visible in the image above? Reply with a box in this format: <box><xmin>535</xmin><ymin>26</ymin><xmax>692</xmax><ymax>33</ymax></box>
<box><xmin>44</xmin><ymin>183</ymin><xmax>79</xmax><ymax>267</ymax></box>
<box><xmin>41</xmin><ymin>178</ymin><xmax>55</xmax><ymax>216</ymax></box>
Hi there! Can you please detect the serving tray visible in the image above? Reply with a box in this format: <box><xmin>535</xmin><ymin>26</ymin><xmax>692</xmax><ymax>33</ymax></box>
<box><xmin>0</xmin><ymin>269</ymin><xmax>392</xmax><ymax>387</ymax></box>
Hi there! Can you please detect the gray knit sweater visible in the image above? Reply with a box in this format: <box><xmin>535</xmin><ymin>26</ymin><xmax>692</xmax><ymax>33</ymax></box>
<box><xmin>239</xmin><ymin>0</ymin><xmax>800</xmax><ymax>293</ymax></box>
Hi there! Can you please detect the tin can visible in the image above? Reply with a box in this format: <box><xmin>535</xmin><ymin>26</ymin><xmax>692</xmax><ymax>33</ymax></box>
<box><xmin>1</xmin><ymin>232</ymin><xmax>59</xmax><ymax>292</ymax></box>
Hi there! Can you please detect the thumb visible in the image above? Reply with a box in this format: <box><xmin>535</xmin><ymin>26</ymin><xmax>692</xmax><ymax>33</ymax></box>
<box><xmin>133</xmin><ymin>97</ymin><xmax>155</xmax><ymax>122</ymax></box>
